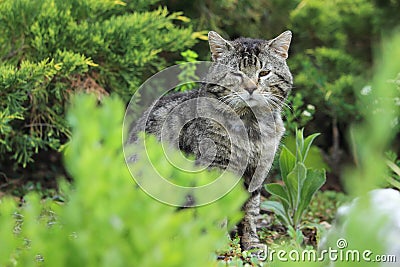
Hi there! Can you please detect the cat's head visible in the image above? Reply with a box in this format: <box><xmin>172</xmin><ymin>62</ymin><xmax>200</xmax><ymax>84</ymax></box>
<box><xmin>207</xmin><ymin>31</ymin><xmax>293</xmax><ymax>114</ymax></box>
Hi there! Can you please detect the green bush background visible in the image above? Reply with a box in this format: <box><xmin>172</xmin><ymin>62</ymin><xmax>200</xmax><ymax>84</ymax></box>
<box><xmin>0</xmin><ymin>0</ymin><xmax>196</xmax><ymax>169</ymax></box>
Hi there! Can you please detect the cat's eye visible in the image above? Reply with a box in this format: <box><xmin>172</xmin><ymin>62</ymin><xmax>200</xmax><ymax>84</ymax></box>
<box><xmin>259</xmin><ymin>70</ymin><xmax>270</xmax><ymax>77</ymax></box>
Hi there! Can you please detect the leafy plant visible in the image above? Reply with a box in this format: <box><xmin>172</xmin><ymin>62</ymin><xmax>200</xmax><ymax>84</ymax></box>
<box><xmin>262</xmin><ymin>129</ymin><xmax>326</xmax><ymax>242</ymax></box>
<box><xmin>0</xmin><ymin>94</ymin><xmax>247</xmax><ymax>267</ymax></box>
<box><xmin>282</xmin><ymin>134</ymin><xmax>329</xmax><ymax>172</ymax></box>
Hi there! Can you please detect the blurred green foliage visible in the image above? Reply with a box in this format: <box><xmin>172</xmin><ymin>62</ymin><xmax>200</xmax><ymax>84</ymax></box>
<box><xmin>0</xmin><ymin>0</ymin><xmax>196</xmax><ymax>169</ymax></box>
<box><xmin>0</xmin><ymin>94</ymin><xmax>247</xmax><ymax>266</ymax></box>
<box><xmin>345</xmin><ymin>33</ymin><xmax>400</xmax><ymax>195</ymax></box>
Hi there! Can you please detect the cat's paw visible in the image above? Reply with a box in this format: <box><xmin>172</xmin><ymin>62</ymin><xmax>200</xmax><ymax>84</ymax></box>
<box><xmin>241</xmin><ymin>241</ymin><xmax>268</xmax><ymax>261</ymax></box>
<box><xmin>240</xmin><ymin>233</ymin><xmax>260</xmax><ymax>250</ymax></box>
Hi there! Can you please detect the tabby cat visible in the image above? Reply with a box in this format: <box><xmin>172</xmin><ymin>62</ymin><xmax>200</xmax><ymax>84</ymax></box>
<box><xmin>128</xmin><ymin>30</ymin><xmax>293</xmax><ymax>250</ymax></box>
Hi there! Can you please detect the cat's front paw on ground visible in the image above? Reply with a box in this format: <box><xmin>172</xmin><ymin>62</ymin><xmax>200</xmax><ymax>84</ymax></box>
<box><xmin>240</xmin><ymin>238</ymin><xmax>267</xmax><ymax>260</ymax></box>
<box><xmin>240</xmin><ymin>233</ymin><xmax>261</xmax><ymax>251</ymax></box>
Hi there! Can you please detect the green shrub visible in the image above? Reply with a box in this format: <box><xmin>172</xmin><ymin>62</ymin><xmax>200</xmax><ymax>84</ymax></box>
<box><xmin>0</xmin><ymin>0</ymin><xmax>196</xmax><ymax>169</ymax></box>
<box><xmin>0</xmin><ymin>94</ymin><xmax>247</xmax><ymax>266</ymax></box>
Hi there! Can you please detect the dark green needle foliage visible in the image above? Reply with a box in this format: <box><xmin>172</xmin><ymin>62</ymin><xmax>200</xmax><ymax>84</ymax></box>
<box><xmin>0</xmin><ymin>0</ymin><xmax>196</xmax><ymax>169</ymax></box>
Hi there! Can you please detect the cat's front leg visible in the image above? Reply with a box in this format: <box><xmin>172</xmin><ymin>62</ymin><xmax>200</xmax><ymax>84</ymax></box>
<box><xmin>239</xmin><ymin>189</ymin><xmax>261</xmax><ymax>250</ymax></box>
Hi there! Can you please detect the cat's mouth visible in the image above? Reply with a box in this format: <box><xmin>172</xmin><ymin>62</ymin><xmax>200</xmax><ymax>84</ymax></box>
<box><xmin>245</xmin><ymin>98</ymin><xmax>259</xmax><ymax>107</ymax></box>
<box><xmin>240</xmin><ymin>93</ymin><xmax>263</xmax><ymax>108</ymax></box>
<box><xmin>219</xmin><ymin>92</ymin><xmax>271</xmax><ymax>113</ymax></box>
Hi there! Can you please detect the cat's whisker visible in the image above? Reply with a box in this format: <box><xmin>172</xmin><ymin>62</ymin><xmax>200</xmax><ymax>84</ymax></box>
<box><xmin>259</xmin><ymin>94</ymin><xmax>277</xmax><ymax>110</ymax></box>
<box><xmin>270</xmin><ymin>95</ymin><xmax>291</xmax><ymax>111</ymax></box>
<box><xmin>232</xmin><ymin>95</ymin><xmax>245</xmax><ymax>113</ymax></box>
<box><xmin>219</xmin><ymin>94</ymin><xmax>240</xmax><ymax>109</ymax></box>
<box><xmin>265</xmin><ymin>98</ymin><xmax>282</xmax><ymax>132</ymax></box>
<box><xmin>262</xmin><ymin>92</ymin><xmax>292</xmax><ymax>113</ymax></box>
<box><xmin>266</xmin><ymin>98</ymin><xmax>281</xmax><ymax>112</ymax></box>
<box><xmin>220</xmin><ymin>92</ymin><xmax>253</xmax><ymax>114</ymax></box>
<box><xmin>260</xmin><ymin>93</ymin><xmax>282</xmax><ymax>110</ymax></box>
<box><xmin>220</xmin><ymin>93</ymin><xmax>242</xmax><ymax>113</ymax></box>
<box><xmin>219</xmin><ymin>93</ymin><xmax>235</xmax><ymax>101</ymax></box>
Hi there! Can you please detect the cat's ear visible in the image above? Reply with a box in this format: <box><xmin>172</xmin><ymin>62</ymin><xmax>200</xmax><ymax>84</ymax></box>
<box><xmin>269</xmin><ymin>30</ymin><xmax>292</xmax><ymax>59</ymax></box>
<box><xmin>208</xmin><ymin>31</ymin><xmax>233</xmax><ymax>61</ymax></box>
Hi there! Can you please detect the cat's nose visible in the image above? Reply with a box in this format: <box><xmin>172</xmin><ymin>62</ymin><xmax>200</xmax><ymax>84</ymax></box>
<box><xmin>245</xmin><ymin>84</ymin><xmax>257</xmax><ymax>95</ymax></box>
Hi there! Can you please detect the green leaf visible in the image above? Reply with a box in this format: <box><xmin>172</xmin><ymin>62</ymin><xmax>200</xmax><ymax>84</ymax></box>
<box><xmin>294</xmin><ymin>169</ymin><xmax>326</xmax><ymax>226</ymax></box>
<box><xmin>279</xmin><ymin>146</ymin><xmax>296</xmax><ymax>206</ymax></box>
<box><xmin>261</xmin><ymin>200</ymin><xmax>291</xmax><ymax>226</ymax></box>
<box><xmin>265</xmin><ymin>183</ymin><xmax>290</xmax><ymax>210</ymax></box>
<box><xmin>295</xmin><ymin>228</ymin><xmax>305</xmax><ymax>245</ymax></box>
<box><xmin>295</xmin><ymin>129</ymin><xmax>305</xmax><ymax>162</ymax></box>
<box><xmin>286</xmin><ymin>224</ymin><xmax>304</xmax><ymax>245</ymax></box>
<box><xmin>286</xmin><ymin>162</ymin><xmax>307</xmax><ymax>209</ymax></box>
<box><xmin>279</xmin><ymin>146</ymin><xmax>296</xmax><ymax>183</ymax></box>
<box><xmin>302</xmin><ymin>133</ymin><xmax>320</xmax><ymax>162</ymax></box>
